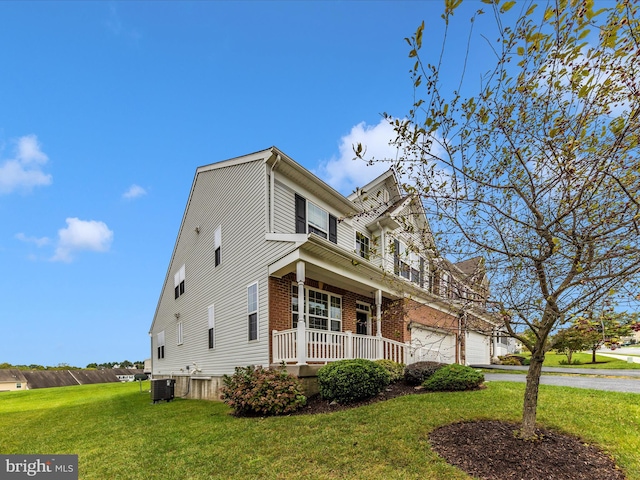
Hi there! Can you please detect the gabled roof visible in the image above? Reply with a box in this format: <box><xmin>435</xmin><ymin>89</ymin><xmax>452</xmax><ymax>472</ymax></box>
<box><xmin>347</xmin><ymin>169</ymin><xmax>401</xmax><ymax>202</ymax></box>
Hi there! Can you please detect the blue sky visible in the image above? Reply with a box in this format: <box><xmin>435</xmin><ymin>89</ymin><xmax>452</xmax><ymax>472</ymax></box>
<box><xmin>0</xmin><ymin>1</ymin><xmax>494</xmax><ymax>367</ymax></box>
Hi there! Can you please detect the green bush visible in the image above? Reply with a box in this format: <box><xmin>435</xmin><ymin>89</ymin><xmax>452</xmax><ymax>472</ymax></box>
<box><xmin>374</xmin><ymin>359</ymin><xmax>405</xmax><ymax>383</ymax></box>
<box><xmin>403</xmin><ymin>361</ymin><xmax>446</xmax><ymax>385</ymax></box>
<box><xmin>317</xmin><ymin>359</ymin><xmax>390</xmax><ymax>404</ymax></box>
<box><xmin>220</xmin><ymin>365</ymin><xmax>306</xmax><ymax>416</ymax></box>
<box><xmin>498</xmin><ymin>355</ymin><xmax>524</xmax><ymax>366</ymax></box>
<box><xmin>422</xmin><ymin>364</ymin><xmax>484</xmax><ymax>392</ymax></box>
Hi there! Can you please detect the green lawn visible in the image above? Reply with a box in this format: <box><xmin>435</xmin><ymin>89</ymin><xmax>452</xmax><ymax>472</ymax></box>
<box><xmin>1</xmin><ymin>381</ymin><xmax>639</xmax><ymax>479</ymax></box>
<box><xmin>541</xmin><ymin>352</ymin><xmax>640</xmax><ymax>369</ymax></box>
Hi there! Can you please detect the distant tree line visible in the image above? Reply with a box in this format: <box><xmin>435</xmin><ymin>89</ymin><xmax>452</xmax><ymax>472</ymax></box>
<box><xmin>0</xmin><ymin>360</ymin><xmax>145</xmax><ymax>370</ymax></box>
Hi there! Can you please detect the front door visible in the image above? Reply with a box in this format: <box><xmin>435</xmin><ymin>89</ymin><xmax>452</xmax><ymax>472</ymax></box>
<box><xmin>356</xmin><ymin>311</ymin><xmax>368</xmax><ymax>335</ymax></box>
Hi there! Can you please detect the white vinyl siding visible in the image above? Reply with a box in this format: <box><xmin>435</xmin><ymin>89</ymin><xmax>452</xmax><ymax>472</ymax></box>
<box><xmin>151</xmin><ymin>158</ymin><xmax>284</xmax><ymax>375</ymax></box>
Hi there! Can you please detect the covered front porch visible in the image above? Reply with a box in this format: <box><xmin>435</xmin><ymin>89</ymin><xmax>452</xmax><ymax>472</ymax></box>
<box><xmin>267</xmin><ymin>236</ymin><xmax>440</xmax><ymax>367</ymax></box>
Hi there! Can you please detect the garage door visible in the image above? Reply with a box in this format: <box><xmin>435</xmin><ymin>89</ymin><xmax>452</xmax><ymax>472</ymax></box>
<box><xmin>466</xmin><ymin>331</ymin><xmax>491</xmax><ymax>365</ymax></box>
<box><xmin>411</xmin><ymin>326</ymin><xmax>456</xmax><ymax>364</ymax></box>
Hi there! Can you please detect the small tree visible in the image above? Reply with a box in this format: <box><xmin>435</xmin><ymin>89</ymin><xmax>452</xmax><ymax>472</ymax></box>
<box><xmin>551</xmin><ymin>325</ymin><xmax>589</xmax><ymax>364</ymax></box>
<box><xmin>363</xmin><ymin>0</ymin><xmax>640</xmax><ymax>438</ymax></box>
<box><xmin>572</xmin><ymin>310</ymin><xmax>636</xmax><ymax>362</ymax></box>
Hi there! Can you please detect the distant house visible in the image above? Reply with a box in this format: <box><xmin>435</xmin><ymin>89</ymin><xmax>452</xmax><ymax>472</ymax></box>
<box><xmin>0</xmin><ymin>369</ymin><xmax>125</xmax><ymax>391</ymax></box>
<box><xmin>111</xmin><ymin>368</ymin><xmax>145</xmax><ymax>382</ymax></box>
<box><xmin>149</xmin><ymin>147</ymin><xmax>500</xmax><ymax>400</ymax></box>
<box><xmin>0</xmin><ymin>370</ymin><xmax>27</xmax><ymax>392</ymax></box>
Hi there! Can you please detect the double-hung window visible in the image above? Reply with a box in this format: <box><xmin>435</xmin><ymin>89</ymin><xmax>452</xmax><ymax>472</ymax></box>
<box><xmin>292</xmin><ymin>285</ymin><xmax>341</xmax><ymax>332</ymax></box>
<box><xmin>208</xmin><ymin>305</ymin><xmax>215</xmax><ymax>349</ymax></box>
<box><xmin>295</xmin><ymin>193</ymin><xmax>337</xmax><ymax>243</ymax></box>
<box><xmin>393</xmin><ymin>240</ymin><xmax>411</xmax><ymax>280</ymax></box>
<box><xmin>356</xmin><ymin>232</ymin><xmax>370</xmax><ymax>259</ymax></box>
<box><xmin>247</xmin><ymin>282</ymin><xmax>258</xmax><ymax>341</ymax></box>
<box><xmin>157</xmin><ymin>331</ymin><xmax>165</xmax><ymax>359</ymax></box>
<box><xmin>214</xmin><ymin>226</ymin><xmax>221</xmax><ymax>267</ymax></box>
<box><xmin>177</xmin><ymin>321</ymin><xmax>183</xmax><ymax>345</ymax></box>
<box><xmin>174</xmin><ymin>264</ymin><xmax>185</xmax><ymax>299</ymax></box>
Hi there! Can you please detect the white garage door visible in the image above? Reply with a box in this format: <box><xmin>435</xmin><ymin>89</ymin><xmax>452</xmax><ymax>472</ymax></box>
<box><xmin>466</xmin><ymin>331</ymin><xmax>491</xmax><ymax>365</ymax></box>
<box><xmin>411</xmin><ymin>326</ymin><xmax>456</xmax><ymax>364</ymax></box>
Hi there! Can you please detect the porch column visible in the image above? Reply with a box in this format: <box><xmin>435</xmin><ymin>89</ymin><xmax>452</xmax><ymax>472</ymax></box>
<box><xmin>296</xmin><ymin>261</ymin><xmax>307</xmax><ymax>366</ymax></box>
<box><xmin>375</xmin><ymin>289</ymin><xmax>383</xmax><ymax>359</ymax></box>
<box><xmin>492</xmin><ymin>327</ymin><xmax>499</xmax><ymax>361</ymax></box>
<box><xmin>375</xmin><ymin>289</ymin><xmax>382</xmax><ymax>337</ymax></box>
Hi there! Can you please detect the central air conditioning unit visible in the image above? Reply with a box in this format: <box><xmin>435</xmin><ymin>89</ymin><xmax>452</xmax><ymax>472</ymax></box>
<box><xmin>151</xmin><ymin>378</ymin><xmax>175</xmax><ymax>403</ymax></box>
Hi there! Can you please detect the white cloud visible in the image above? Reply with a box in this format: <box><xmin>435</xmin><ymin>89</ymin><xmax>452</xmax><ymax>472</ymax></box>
<box><xmin>122</xmin><ymin>184</ymin><xmax>147</xmax><ymax>200</ymax></box>
<box><xmin>52</xmin><ymin>218</ymin><xmax>114</xmax><ymax>262</ymax></box>
<box><xmin>316</xmin><ymin>119</ymin><xmax>400</xmax><ymax>195</ymax></box>
<box><xmin>0</xmin><ymin>134</ymin><xmax>52</xmax><ymax>194</ymax></box>
<box><xmin>15</xmin><ymin>232</ymin><xmax>50</xmax><ymax>247</ymax></box>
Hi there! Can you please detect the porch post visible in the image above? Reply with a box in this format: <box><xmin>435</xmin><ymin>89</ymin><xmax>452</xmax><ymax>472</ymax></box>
<box><xmin>296</xmin><ymin>261</ymin><xmax>307</xmax><ymax>366</ymax></box>
<box><xmin>375</xmin><ymin>289</ymin><xmax>383</xmax><ymax>360</ymax></box>
<box><xmin>492</xmin><ymin>327</ymin><xmax>498</xmax><ymax>361</ymax></box>
<box><xmin>375</xmin><ymin>289</ymin><xmax>382</xmax><ymax>337</ymax></box>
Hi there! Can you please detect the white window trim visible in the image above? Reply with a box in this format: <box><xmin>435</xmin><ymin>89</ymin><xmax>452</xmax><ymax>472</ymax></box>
<box><xmin>247</xmin><ymin>282</ymin><xmax>259</xmax><ymax>341</ymax></box>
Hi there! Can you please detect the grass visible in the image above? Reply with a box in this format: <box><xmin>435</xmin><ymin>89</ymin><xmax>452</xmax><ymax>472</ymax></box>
<box><xmin>541</xmin><ymin>352</ymin><xmax>640</xmax><ymax>369</ymax></box>
<box><xmin>1</xmin><ymin>381</ymin><xmax>639</xmax><ymax>479</ymax></box>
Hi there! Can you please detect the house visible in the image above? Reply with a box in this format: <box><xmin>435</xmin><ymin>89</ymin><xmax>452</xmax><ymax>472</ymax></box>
<box><xmin>0</xmin><ymin>369</ymin><xmax>122</xmax><ymax>391</ymax></box>
<box><xmin>149</xmin><ymin>147</ymin><xmax>500</xmax><ymax>400</ymax></box>
<box><xmin>0</xmin><ymin>370</ymin><xmax>28</xmax><ymax>392</ymax></box>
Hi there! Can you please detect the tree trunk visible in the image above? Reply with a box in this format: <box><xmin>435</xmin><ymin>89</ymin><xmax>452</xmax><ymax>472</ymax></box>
<box><xmin>566</xmin><ymin>350</ymin><xmax>573</xmax><ymax>364</ymax></box>
<box><xmin>520</xmin><ymin>350</ymin><xmax>545</xmax><ymax>439</ymax></box>
<box><xmin>592</xmin><ymin>347</ymin><xmax>597</xmax><ymax>363</ymax></box>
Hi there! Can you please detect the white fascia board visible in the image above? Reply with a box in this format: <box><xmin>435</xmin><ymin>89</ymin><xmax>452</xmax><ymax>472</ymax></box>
<box><xmin>265</xmin><ymin>233</ymin><xmax>309</xmax><ymax>245</ymax></box>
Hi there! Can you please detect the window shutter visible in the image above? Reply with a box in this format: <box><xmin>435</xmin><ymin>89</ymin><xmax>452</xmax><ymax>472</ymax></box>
<box><xmin>393</xmin><ymin>239</ymin><xmax>400</xmax><ymax>275</ymax></box>
<box><xmin>419</xmin><ymin>257</ymin><xmax>425</xmax><ymax>288</ymax></box>
<box><xmin>295</xmin><ymin>194</ymin><xmax>306</xmax><ymax>234</ymax></box>
<box><xmin>329</xmin><ymin>214</ymin><xmax>337</xmax><ymax>243</ymax></box>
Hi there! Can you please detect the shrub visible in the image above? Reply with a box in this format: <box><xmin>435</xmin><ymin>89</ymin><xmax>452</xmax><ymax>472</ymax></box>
<box><xmin>403</xmin><ymin>361</ymin><xmax>446</xmax><ymax>385</ymax></box>
<box><xmin>498</xmin><ymin>355</ymin><xmax>524</xmax><ymax>366</ymax></box>
<box><xmin>422</xmin><ymin>364</ymin><xmax>484</xmax><ymax>392</ymax></box>
<box><xmin>317</xmin><ymin>359</ymin><xmax>390</xmax><ymax>404</ymax></box>
<box><xmin>374</xmin><ymin>359</ymin><xmax>405</xmax><ymax>383</ymax></box>
<box><xmin>220</xmin><ymin>365</ymin><xmax>306</xmax><ymax>416</ymax></box>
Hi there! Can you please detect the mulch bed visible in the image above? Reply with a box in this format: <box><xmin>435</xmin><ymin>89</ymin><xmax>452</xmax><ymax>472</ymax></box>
<box><xmin>292</xmin><ymin>383</ymin><xmax>625</xmax><ymax>479</ymax></box>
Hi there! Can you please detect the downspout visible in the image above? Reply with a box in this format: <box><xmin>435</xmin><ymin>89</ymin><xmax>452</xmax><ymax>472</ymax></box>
<box><xmin>269</xmin><ymin>154</ymin><xmax>281</xmax><ymax>233</ymax></box>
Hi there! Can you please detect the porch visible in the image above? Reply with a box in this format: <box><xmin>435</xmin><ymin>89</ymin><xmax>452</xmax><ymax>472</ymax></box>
<box><xmin>272</xmin><ymin>325</ymin><xmax>417</xmax><ymax>365</ymax></box>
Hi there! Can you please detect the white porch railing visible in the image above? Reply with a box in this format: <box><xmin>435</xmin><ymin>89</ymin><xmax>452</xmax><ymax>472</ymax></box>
<box><xmin>272</xmin><ymin>328</ymin><xmax>415</xmax><ymax>365</ymax></box>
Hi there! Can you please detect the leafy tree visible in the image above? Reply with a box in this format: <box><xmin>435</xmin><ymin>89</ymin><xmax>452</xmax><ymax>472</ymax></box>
<box><xmin>572</xmin><ymin>309</ymin><xmax>636</xmax><ymax>362</ymax></box>
<box><xmin>364</xmin><ymin>0</ymin><xmax>640</xmax><ymax>438</ymax></box>
<box><xmin>551</xmin><ymin>324</ymin><xmax>590</xmax><ymax>364</ymax></box>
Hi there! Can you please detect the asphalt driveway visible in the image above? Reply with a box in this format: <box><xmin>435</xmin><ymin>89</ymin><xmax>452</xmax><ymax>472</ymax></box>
<box><xmin>475</xmin><ymin>365</ymin><xmax>640</xmax><ymax>394</ymax></box>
